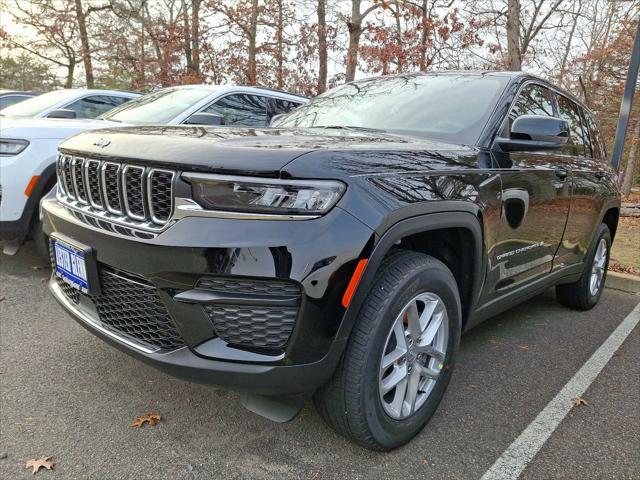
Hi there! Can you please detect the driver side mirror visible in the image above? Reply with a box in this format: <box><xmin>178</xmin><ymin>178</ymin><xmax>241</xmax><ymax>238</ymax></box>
<box><xmin>184</xmin><ymin>113</ymin><xmax>225</xmax><ymax>126</ymax></box>
<box><xmin>269</xmin><ymin>113</ymin><xmax>286</xmax><ymax>126</ymax></box>
<box><xmin>47</xmin><ymin>108</ymin><xmax>76</xmax><ymax>119</ymax></box>
<box><xmin>497</xmin><ymin>115</ymin><xmax>569</xmax><ymax>152</ymax></box>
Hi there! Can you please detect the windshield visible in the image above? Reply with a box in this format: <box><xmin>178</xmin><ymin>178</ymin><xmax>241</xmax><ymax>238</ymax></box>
<box><xmin>0</xmin><ymin>89</ymin><xmax>80</xmax><ymax>117</ymax></box>
<box><xmin>276</xmin><ymin>74</ymin><xmax>507</xmax><ymax>144</ymax></box>
<box><xmin>101</xmin><ymin>87</ymin><xmax>216</xmax><ymax>125</ymax></box>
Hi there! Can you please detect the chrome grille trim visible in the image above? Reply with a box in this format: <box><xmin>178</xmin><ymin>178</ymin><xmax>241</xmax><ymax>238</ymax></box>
<box><xmin>101</xmin><ymin>161</ymin><xmax>124</xmax><ymax>215</ymax></box>
<box><xmin>84</xmin><ymin>159</ymin><xmax>103</xmax><ymax>209</ymax></box>
<box><xmin>71</xmin><ymin>157</ymin><xmax>88</xmax><ymax>204</ymax></box>
<box><xmin>122</xmin><ymin>165</ymin><xmax>147</xmax><ymax>221</ymax></box>
<box><xmin>147</xmin><ymin>169</ymin><xmax>175</xmax><ymax>225</ymax></box>
<box><xmin>60</xmin><ymin>155</ymin><xmax>75</xmax><ymax>199</ymax></box>
<box><xmin>56</xmin><ymin>156</ymin><xmax>176</xmax><ymax>233</ymax></box>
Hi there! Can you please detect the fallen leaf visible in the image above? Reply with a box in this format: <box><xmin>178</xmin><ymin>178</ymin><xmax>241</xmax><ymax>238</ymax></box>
<box><xmin>25</xmin><ymin>456</ymin><xmax>55</xmax><ymax>475</ymax></box>
<box><xmin>517</xmin><ymin>344</ymin><xmax>529</xmax><ymax>350</ymax></box>
<box><xmin>31</xmin><ymin>266</ymin><xmax>47</xmax><ymax>271</ymax></box>
<box><xmin>130</xmin><ymin>413</ymin><xmax>161</xmax><ymax>428</ymax></box>
<box><xmin>572</xmin><ymin>396</ymin><xmax>589</xmax><ymax>407</ymax></box>
<box><xmin>421</xmin><ymin>459</ymin><xmax>429</xmax><ymax>465</ymax></box>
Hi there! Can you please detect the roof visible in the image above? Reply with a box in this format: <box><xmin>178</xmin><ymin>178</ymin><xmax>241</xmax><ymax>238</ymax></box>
<box><xmin>162</xmin><ymin>84</ymin><xmax>308</xmax><ymax>99</ymax></box>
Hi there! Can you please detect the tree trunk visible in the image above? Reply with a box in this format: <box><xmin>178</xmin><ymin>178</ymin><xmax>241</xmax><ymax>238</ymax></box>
<box><xmin>191</xmin><ymin>0</ymin><xmax>201</xmax><ymax>75</ymax></box>
<box><xmin>506</xmin><ymin>0</ymin><xmax>521</xmax><ymax>70</ymax></box>
<box><xmin>183</xmin><ymin>0</ymin><xmax>193</xmax><ymax>73</ymax></box>
<box><xmin>394</xmin><ymin>0</ymin><xmax>403</xmax><ymax>72</ymax></box>
<box><xmin>317</xmin><ymin>0</ymin><xmax>327</xmax><ymax>93</ymax></box>
<box><xmin>345</xmin><ymin>1</ymin><xmax>361</xmax><ymax>82</ymax></box>
<box><xmin>419</xmin><ymin>0</ymin><xmax>428</xmax><ymax>71</ymax></box>
<box><xmin>65</xmin><ymin>59</ymin><xmax>75</xmax><ymax>88</ymax></box>
<box><xmin>276</xmin><ymin>0</ymin><xmax>284</xmax><ymax>88</ymax></box>
<box><xmin>622</xmin><ymin>119</ymin><xmax>640</xmax><ymax>197</ymax></box>
<box><xmin>74</xmin><ymin>0</ymin><xmax>94</xmax><ymax>87</ymax></box>
<box><xmin>247</xmin><ymin>0</ymin><xmax>258</xmax><ymax>84</ymax></box>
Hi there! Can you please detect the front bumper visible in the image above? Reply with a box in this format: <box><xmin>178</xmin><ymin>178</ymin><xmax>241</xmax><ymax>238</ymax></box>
<box><xmin>43</xmin><ymin>196</ymin><xmax>374</xmax><ymax>395</ymax></box>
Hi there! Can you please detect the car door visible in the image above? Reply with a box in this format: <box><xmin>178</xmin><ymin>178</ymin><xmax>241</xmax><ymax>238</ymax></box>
<box><xmin>64</xmin><ymin>95</ymin><xmax>132</xmax><ymax>119</ymax></box>
<box><xmin>488</xmin><ymin>82</ymin><xmax>571</xmax><ymax>293</ymax></box>
<box><xmin>552</xmin><ymin>96</ymin><xmax>616</xmax><ymax>269</ymax></box>
<box><xmin>195</xmin><ymin>93</ymin><xmax>269</xmax><ymax>126</ymax></box>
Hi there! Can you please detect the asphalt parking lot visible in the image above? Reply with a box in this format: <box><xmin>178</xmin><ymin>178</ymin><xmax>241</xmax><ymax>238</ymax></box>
<box><xmin>1</xmin><ymin>243</ymin><xmax>639</xmax><ymax>480</ymax></box>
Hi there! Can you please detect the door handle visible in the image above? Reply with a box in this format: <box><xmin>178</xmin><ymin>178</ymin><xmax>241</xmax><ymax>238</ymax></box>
<box><xmin>595</xmin><ymin>171</ymin><xmax>606</xmax><ymax>180</ymax></box>
<box><xmin>554</xmin><ymin>169</ymin><xmax>568</xmax><ymax>180</ymax></box>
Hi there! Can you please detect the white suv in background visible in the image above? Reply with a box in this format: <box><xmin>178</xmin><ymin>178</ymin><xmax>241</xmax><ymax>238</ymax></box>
<box><xmin>0</xmin><ymin>85</ymin><xmax>307</xmax><ymax>257</ymax></box>
<box><xmin>0</xmin><ymin>89</ymin><xmax>139</xmax><ymax>120</ymax></box>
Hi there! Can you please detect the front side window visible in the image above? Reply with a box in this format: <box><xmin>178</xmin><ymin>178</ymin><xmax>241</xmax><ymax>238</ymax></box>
<box><xmin>556</xmin><ymin>94</ymin><xmax>588</xmax><ymax>157</ymax></box>
<box><xmin>202</xmin><ymin>94</ymin><xmax>268</xmax><ymax>126</ymax></box>
<box><xmin>509</xmin><ymin>84</ymin><xmax>555</xmax><ymax>125</ymax></box>
<box><xmin>65</xmin><ymin>95</ymin><xmax>131</xmax><ymax>119</ymax></box>
<box><xmin>271</xmin><ymin>98</ymin><xmax>302</xmax><ymax>116</ymax></box>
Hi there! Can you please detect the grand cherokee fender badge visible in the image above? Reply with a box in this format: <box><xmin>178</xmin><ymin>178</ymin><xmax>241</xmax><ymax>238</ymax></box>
<box><xmin>93</xmin><ymin>138</ymin><xmax>111</xmax><ymax>148</ymax></box>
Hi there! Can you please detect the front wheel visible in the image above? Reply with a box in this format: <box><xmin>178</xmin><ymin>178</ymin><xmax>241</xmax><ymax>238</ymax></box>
<box><xmin>314</xmin><ymin>251</ymin><xmax>461</xmax><ymax>450</ymax></box>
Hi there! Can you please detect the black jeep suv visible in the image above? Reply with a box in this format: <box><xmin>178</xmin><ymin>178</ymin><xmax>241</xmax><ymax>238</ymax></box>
<box><xmin>43</xmin><ymin>72</ymin><xmax>619</xmax><ymax>450</ymax></box>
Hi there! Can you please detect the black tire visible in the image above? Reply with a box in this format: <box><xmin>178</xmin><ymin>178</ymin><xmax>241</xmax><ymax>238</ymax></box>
<box><xmin>314</xmin><ymin>250</ymin><xmax>461</xmax><ymax>450</ymax></box>
<box><xmin>32</xmin><ymin>217</ymin><xmax>50</xmax><ymax>263</ymax></box>
<box><xmin>556</xmin><ymin>223</ymin><xmax>611</xmax><ymax>310</ymax></box>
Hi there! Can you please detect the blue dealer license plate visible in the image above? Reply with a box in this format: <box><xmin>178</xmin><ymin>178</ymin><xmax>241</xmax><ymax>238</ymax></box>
<box><xmin>53</xmin><ymin>239</ymin><xmax>90</xmax><ymax>292</ymax></box>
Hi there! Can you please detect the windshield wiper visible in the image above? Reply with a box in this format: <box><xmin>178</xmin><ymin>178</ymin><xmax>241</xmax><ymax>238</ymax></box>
<box><xmin>310</xmin><ymin>125</ymin><xmax>385</xmax><ymax>133</ymax></box>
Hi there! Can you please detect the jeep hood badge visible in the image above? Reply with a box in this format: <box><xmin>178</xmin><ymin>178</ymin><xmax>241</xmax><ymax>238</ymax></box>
<box><xmin>94</xmin><ymin>138</ymin><xmax>111</xmax><ymax>148</ymax></box>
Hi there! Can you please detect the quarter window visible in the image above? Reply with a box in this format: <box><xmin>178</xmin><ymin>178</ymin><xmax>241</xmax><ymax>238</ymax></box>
<box><xmin>584</xmin><ymin>110</ymin><xmax>606</xmax><ymax>162</ymax></box>
<box><xmin>556</xmin><ymin>95</ymin><xmax>588</xmax><ymax>157</ymax></box>
<box><xmin>203</xmin><ymin>94</ymin><xmax>268</xmax><ymax>126</ymax></box>
<box><xmin>65</xmin><ymin>95</ymin><xmax>131</xmax><ymax>119</ymax></box>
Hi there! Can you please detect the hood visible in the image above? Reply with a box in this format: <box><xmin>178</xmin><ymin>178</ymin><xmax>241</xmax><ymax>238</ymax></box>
<box><xmin>0</xmin><ymin>117</ymin><xmax>120</xmax><ymax>140</ymax></box>
<box><xmin>59</xmin><ymin>125</ymin><xmax>475</xmax><ymax>177</ymax></box>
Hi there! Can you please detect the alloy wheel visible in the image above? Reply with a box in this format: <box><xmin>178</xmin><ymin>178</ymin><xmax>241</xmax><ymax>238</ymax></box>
<box><xmin>378</xmin><ymin>292</ymin><xmax>449</xmax><ymax>420</ymax></box>
<box><xmin>590</xmin><ymin>238</ymin><xmax>607</xmax><ymax>297</ymax></box>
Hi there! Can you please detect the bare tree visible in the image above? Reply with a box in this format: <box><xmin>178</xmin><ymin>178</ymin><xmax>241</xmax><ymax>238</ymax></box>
<box><xmin>7</xmin><ymin>0</ymin><xmax>80</xmax><ymax>87</ymax></box>
<box><xmin>506</xmin><ymin>0</ymin><xmax>521</xmax><ymax>69</ymax></box>
<box><xmin>345</xmin><ymin>0</ymin><xmax>380</xmax><ymax>81</ymax></box>
<box><xmin>317</xmin><ymin>0</ymin><xmax>328</xmax><ymax>93</ymax></box>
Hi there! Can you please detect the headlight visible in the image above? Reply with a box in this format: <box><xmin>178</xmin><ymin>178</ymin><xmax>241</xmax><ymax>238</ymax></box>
<box><xmin>0</xmin><ymin>138</ymin><xmax>29</xmax><ymax>155</ymax></box>
<box><xmin>183</xmin><ymin>173</ymin><xmax>346</xmax><ymax>215</ymax></box>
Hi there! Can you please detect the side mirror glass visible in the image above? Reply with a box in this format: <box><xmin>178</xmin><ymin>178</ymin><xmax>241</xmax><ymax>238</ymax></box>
<box><xmin>47</xmin><ymin>109</ymin><xmax>76</xmax><ymax>119</ymax></box>
<box><xmin>497</xmin><ymin>115</ymin><xmax>569</xmax><ymax>152</ymax></box>
<box><xmin>184</xmin><ymin>113</ymin><xmax>225</xmax><ymax>126</ymax></box>
<box><xmin>269</xmin><ymin>113</ymin><xmax>286</xmax><ymax>126</ymax></box>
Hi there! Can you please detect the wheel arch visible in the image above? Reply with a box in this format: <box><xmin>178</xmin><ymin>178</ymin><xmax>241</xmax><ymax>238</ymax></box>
<box><xmin>339</xmin><ymin>211</ymin><xmax>485</xmax><ymax>342</ymax></box>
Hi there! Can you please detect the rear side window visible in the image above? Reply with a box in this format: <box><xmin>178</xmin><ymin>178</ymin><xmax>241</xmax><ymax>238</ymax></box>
<box><xmin>0</xmin><ymin>95</ymin><xmax>30</xmax><ymax>109</ymax></box>
<box><xmin>65</xmin><ymin>95</ymin><xmax>131</xmax><ymax>119</ymax></box>
<box><xmin>556</xmin><ymin>94</ymin><xmax>588</xmax><ymax>157</ymax></box>
<box><xmin>583</xmin><ymin>110</ymin><xmax>606</xmax><ymax>162</ymax></box>
<box><xmin>203</xmin><ymin>94</ymin><xmax>268</xmax><ymax>126</ymax></box>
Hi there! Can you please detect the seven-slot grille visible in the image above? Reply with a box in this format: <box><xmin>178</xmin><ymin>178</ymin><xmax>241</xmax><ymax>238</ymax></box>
<box><xmin>57</xmin><ymin>154</ymin><xmax>175</xmax><ymax>225</ymax></box>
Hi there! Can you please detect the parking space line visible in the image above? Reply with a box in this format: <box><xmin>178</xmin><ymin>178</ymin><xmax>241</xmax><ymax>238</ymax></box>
<box><xmin>480</xmin><ymin>301</ymin><xmax>640</xmax><ymax>480</ymax></box>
